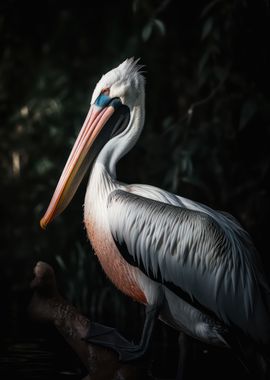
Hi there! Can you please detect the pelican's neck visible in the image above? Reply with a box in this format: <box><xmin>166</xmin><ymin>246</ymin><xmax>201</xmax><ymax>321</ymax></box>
<box><xmin>96</xmin><ymin>95</ymin><xmax>145</xmax><ymax>179</ymax></box>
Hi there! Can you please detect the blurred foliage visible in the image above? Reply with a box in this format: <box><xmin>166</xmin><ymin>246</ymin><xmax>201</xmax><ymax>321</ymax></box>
<box><xmin>0</xmin><ymin>0</ymin><xmax>270</xmax><ymax>351</ymax></box>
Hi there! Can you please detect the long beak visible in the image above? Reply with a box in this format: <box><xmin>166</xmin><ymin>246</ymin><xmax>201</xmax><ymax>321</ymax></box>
<box><xmin>40</xmin><ymin>104</ymin><xmax>115</xmax><ymax>229</ymax></box>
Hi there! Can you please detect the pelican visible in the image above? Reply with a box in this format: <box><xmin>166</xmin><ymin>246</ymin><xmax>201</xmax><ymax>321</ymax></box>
<box><xmin>40</xmin><ymin>58</ymin><xmax>270</xmax><ymax>372</ymax></box>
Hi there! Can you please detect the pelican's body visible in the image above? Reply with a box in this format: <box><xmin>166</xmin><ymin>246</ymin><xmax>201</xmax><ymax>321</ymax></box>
<box><xmin>84</xmin><ymin>159</ymin><xmax>270</xmax><ymax>348</ymax></box>
<box><xmin>41</xmin><ymin>59</ymin><xmax>270</xmax><ymax>368</ymax></box>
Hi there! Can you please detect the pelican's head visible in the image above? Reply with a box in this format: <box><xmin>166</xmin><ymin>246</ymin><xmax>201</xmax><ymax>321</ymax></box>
<box><xmin>91</xmin><ymin>58</ymin><xmax>145</xmax><ymax>108</ymax></box>
<box><xmin>40</xmin><ymin>58</ymin><xmax>145</xmax><ymax>229</ymax></box>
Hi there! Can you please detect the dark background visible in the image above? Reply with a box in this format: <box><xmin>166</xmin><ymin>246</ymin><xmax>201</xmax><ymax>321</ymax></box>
<box><xmin>0</xmin><ymin>0</ymin><xmax>270</xmax><ymax>379</ymax></box>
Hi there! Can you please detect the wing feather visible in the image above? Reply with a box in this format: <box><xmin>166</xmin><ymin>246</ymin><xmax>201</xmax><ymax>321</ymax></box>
<box><xmin>107</xmin><ymin>189</ymin><xmax>270</xmax><ymax>343</ymax></box>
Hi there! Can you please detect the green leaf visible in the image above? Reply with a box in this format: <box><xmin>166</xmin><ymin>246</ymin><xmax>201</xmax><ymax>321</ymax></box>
<box><xmin>56</xmin><ymin>255</ymin><xmax>67</xmax><ymax>271</ymax></box>
<box><xmin>200</xmin><ymin>0</ymin><xmax>222</xmax><ymax>19</ymax></box>
<box><xmin>239</xmin><ymin>100</ymin><xmax>257</xmax><ymax>130</ymax></box>
<box><xmin>142</xmin><ymin>21</ymin><xmax>153</xmax><ymax>41</ymax></box>
<box><xmin>132</xmin><ymin>0</ymin><xmax>139</xmax><ymax>13</ymax></box>
<box><xmin>153</xmin><ymin>19</ymin><xmax>166</xmax><ymax>36</ymax></box>
<box><xmin>198</xmin><ymin>50</ymin><xmax>210</xmax><ymax>75</ymax></box>
<box><xmin>201</xmin><ymin>18</ymin><xmax>213</xmax><ymax>40</ymax></box>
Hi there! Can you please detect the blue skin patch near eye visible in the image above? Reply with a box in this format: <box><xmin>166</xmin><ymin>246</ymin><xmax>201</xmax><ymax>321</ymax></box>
<box><xmin>95</xmin><ymin>93</ymin><xmax>111</xmax><ymax>107</ymax></box>
<box><xmin>95</xmin><ymin>94</ymin><xmax>122</xmax><ymax>109</ymax></box>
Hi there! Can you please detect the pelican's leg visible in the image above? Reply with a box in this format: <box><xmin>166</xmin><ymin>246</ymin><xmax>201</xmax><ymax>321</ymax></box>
<box><xmin>175</xmin><ymin>332</ymin><xmax>191</xmax><ymax>380</ymax></box>
<box><xmin>122</xmin><ymin>304</ymin><xmax>160</xmax><ymax>361</ymax></box>
<box><xmin>85</xmin><ymin>304</ymin><xmax>160</xmax><ymax>362</ymax></box>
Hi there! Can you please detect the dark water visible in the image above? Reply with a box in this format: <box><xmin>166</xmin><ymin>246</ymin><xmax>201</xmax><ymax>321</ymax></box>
<box><xmin>0</xmin><ymin>335</ymin><xmax>256</xmax><ymax>380</ymax></box>
<box><xmin>0</xmin><ymin>337</ymin><xmax>85</xmax><ymax>380</ymax></box>
<box><xmin>0</xmin><ymin>335</ymin><xmax>175</xmax><ymax>380</ymax></box>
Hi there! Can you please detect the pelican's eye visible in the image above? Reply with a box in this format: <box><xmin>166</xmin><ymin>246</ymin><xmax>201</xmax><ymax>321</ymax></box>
<box><xmin>101</xmin><ymin>88</ymin><xmax>110</xmax><ymax>96</ymax></box>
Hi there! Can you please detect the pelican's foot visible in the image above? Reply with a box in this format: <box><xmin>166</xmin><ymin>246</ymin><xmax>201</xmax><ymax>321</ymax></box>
<box><xmin>85</xmin><ymin>304</ymin><xmax>159</xmax><ymax>363</ymax></box>
<box><xmin>118</xmin><ymin>345</ymin><xmax>149</xmax><ymax>362</ymax></box>
<box><xmin>28</xmin><ymin>261</ymin><xmax>64</xmax><ymax>322</ymax></box>
<box><xmin>84</xmin><ymin>322</ymin><xmax>149</xmax><ymax>362</ymax></box>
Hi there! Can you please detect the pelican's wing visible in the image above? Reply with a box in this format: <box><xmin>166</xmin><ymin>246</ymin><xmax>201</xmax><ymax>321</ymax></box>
<box><xmin>107</xmin><ymin>189</ymin><xmax>270</xmax><ymax>343</ymax></box>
